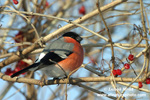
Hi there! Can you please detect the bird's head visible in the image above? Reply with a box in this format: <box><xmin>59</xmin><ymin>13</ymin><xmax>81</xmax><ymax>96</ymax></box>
<box><xmin>62</xmin><ymin>32</ymin><xmax>82</xmax><ymax>43</ymax></box>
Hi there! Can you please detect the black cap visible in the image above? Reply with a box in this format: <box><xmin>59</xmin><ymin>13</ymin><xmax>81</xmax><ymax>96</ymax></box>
<box><xmin>62</xmin><ymin>32</ymin><xmax>82</xmax><ymax>43</ymax></box>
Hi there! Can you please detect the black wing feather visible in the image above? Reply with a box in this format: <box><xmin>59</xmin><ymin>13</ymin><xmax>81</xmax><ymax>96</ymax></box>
<box><xmin>11</xmin><ymin>63</ymin><xmax>40</xmax><ymax>78</ymax></box>
<box><xmin>40</xmin><ymin>51</ymin><xmax>72</xmax><ymax>65</ymax></box>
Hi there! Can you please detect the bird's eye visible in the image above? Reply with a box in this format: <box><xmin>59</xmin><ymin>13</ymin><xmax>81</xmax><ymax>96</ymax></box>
<box><xmin>76</xmin><ymin>36</ymin><xmax>82</xmax><ymax>42</ymax></box>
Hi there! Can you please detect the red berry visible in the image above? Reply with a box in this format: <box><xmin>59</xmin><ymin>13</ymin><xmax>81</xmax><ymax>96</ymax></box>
<box><xmin>79</xmin><ymin>5</ymin><xmax>86</xmax><ymax>15</ymax></box>
<box><xmin>16</xmin><ymin>60</ymin><xmax>29</xmax><ymax>68</ymax></box>
<box><xmin>45</xmin><ymin>1</ymin><xmax>49</xmax><ymax>7</ymax></box>
<box><xmin>146</xmin><ymin>78</ymin><xmax>150</xmax><ymax>84</ymax></box>
<box><xmin>116</xmin><ymin>69</ymin><xmax>122</xmax><ymax>75</ymax></box>
<box><xmin>112</xmin><ymin>70</ymin><xmax>117</xmax><ymax>76</ymax></box>
<box><xmin>5</xmin><ymin>68</ymin><xmax>12</xmax><ymax>75</ymax></box>
<box><xmin>13</xmin><ymin>0</ymin><xmax>18</xmax><ymax>4</ymax></box>
<box><xmin>5</xmin><ymin>68</ymin><xmax>16</xmax><ymax>76</ymax></box>
<box><xmin>138</xmin><ymin>82</ymin><xmax>143</xmax><ymax>88</ymax></box>
<box><xmin>124</xmin><ymin>63</ymin><xmax>130</xmax><ymax>69</ymax></box>
<box><xmin>20</xmin><ymin>60</ymin><xmax>26</xmax><ymax>66</ymax></box>
<box><xmin>10</xmin><ymin>70</ymin><xmax>16</xmax><ymax>76</ymax></box>
<box><xmin>128</xmin><ymin>54</ymin><xmax>134</xmax><ymax>61</ymax></box>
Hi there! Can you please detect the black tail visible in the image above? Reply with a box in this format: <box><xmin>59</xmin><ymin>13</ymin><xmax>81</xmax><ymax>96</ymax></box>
<box><xmin>11</xmin><ymin>63</ymin><xmax>40</xmax><ymax>78</ymax></box>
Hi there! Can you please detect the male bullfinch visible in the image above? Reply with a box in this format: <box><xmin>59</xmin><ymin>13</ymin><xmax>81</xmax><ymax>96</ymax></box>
<box><xmin>11</xmin><ymin>32</ymin><xmax>84</xmax><ymax>78</ymax></box>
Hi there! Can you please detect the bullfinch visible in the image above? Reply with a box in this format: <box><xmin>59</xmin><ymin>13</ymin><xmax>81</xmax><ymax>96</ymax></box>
<box><xmin>11</xmin><ymin>32</ymin><xmax>84</xmax><ymax>78</ymax></box>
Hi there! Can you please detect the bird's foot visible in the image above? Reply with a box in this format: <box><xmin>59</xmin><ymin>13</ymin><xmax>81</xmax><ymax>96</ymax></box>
<box><xmin>53</xmin><ymin>77</ymin><xmax>60</xmax><ymax>86</ymax></box>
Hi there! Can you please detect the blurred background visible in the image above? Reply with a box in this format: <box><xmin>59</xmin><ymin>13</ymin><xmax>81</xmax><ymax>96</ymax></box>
<box><xmin>0</xmin><ymin>0</ymin><xmax>150</xmax><ymax>100</ymax></box>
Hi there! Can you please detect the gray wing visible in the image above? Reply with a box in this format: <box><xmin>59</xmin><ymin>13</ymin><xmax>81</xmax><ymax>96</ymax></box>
<box><xmin>43</xmin><ymin>37</ymin><xmax>74</xmax><ymax>59</ymax></box>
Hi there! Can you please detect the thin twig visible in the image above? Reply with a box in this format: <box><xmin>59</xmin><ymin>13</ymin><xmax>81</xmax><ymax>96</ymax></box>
<box><xmin>5</xmin><ymin>6</ymin><xmax>40</xmax><ymax>39</ymax></box>
<box><xmin>139</xmin><ymin>0</ymin><xmax>149</xmax><ymax>80</ymax></box>
<box><xmin>96</xmin><ymin>0</ymin><xmax>115</xmax><ymax>69</ymax></box>
<box><xmin>0</xmin><ymin>0</ymin><xmax>127</xmax><ymax>68</ymax></box>
<box><xmin>0</xmin><ymin>43</ymin><xmax>147</xmax><ymax>59</ymax></box>
<box><xmin>1</xmin><ymin>72</ymin><xmax>146</xmax><ymax>85</ymax></box>
<box><xmin>119</xmin><ymin>55</ymin><xmax>146</xmax><ymax>99</ymax></box>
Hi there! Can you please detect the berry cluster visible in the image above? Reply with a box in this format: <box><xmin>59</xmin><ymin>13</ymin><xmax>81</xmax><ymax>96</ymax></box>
<box><xmin>7</xmin><ymin>27</ymin><xmax>34</xmax><ymax>77</ymax></box>
<box><xmin>137</xmin><ymin>78</ymin><xmax>150</xmax><ymax>88</ymax></box>
<box><xmin>123</xmin><ymin>53</ymin><xmax>134</xmax><ymax>70</ymax></box>
<box><xmin>112</xmin><ymin>53</ymin><xmax>150</xmax><ymax>88</ymax></box>
<box><xmin>5</xmin><ymin>68</ymin><xmax>14</xmax><ymax>76</ymax></box>
<box><xmin>5</xmin><ymin>67</ymin><xmax>24</xmax><ymax>76</ymax></box>
<box><xmin>5</xmin><ymin>59</ymin><xmax>31</xmax><ymax>76</ymax></box>
<box><xmin>112</xmin><ymin>54</ymin><xmax>134</xmax><ymax>76</ymax></box>
<box><xmin>112</xmin><ymin>69</ymin><xmax>122</xmax><ymax>76</ymax></box>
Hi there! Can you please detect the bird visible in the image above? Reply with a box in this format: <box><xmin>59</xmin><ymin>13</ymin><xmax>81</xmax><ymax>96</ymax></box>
<box><xmin>11</xmin><ymin>32</ymin><xmax>84</xmax><ymax>79</ymax></box>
